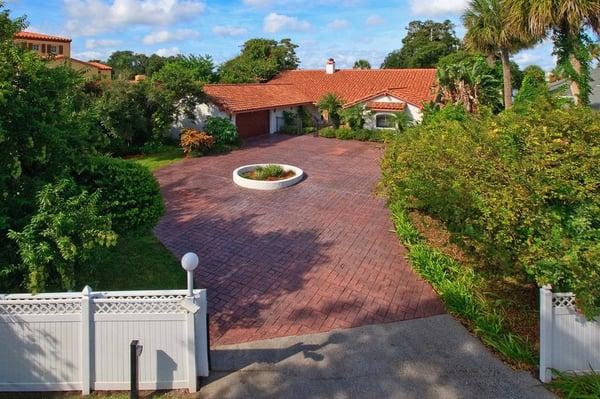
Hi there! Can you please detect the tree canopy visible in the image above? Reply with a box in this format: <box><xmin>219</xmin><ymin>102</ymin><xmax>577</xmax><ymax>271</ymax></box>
<box><xmin>381</xmin><ymin>20</ymin><xmax>460</xmax><ymax>68</ymax></box>
<box><xmin>219</xmin><ymin>38</ymin><xmax>300</xmax><ymax>83</ymax></box>
<box><xmin>353</xmin><ymin>59</ymin><xmax>371</xmax><ymax>69</ymax></box>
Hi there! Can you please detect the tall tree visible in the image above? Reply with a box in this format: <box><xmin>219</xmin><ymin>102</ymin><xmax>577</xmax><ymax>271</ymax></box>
<box><xmin>219</xmin><ymin>38</ymin><xmax>299</xmax><ymax>83</ymax></box>
<box><xmin>353</xmin><ymin>59</ymin><xmax>371</xmax><ymax>69</ymax></box>
<box><xmin>463</xmin><ymin>0</ymin><xmax>533</xmax><ymax>109</ymax></box>
<box><xmin>507</xmin><ymin>0</ymin><xmax>600</xmax><ymax>104</ymax></box>
<box><xmin>106</xmin><ymin>51</ymin><xmax>148</xmax><ymax>79</ymax></box>
<box><xmin>381</xmin><ymin>20</ymin><xmax>460</xmax><ymax>68</ymax></box>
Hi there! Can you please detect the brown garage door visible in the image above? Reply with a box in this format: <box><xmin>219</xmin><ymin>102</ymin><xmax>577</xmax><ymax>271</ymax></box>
<box><xmin>235</xmin><ymin>110</ymin><xmax>270</xmax><ymax>138</ymax></box>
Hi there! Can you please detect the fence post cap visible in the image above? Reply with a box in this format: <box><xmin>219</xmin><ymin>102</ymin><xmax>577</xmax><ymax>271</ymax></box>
<box><xmin>81</xmin><ymin>285</ymin><xmax>92</xmax><ymax>296</ymax></box>
<box><xmin>542</xmin><ymin>284</ymin><xmax>553</xmax><ymax>291</ymax></box>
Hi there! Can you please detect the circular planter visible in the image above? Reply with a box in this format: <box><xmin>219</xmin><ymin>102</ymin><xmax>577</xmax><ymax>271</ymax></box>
<box><xmin>233</xmin><ymin>164</ymin><xmax>304</xmax><ymax>190</ymax></box>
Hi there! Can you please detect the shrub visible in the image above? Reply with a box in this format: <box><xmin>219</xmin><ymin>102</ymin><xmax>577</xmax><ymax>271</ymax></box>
<box><xmin>318</xmin><ymin>127</ymin><xmax>389</xmax><ymax>142</ymax></box>
<box><xmin>204</xmin><ymin>116</ymin><xmax>238</xmax><ymax>147</ymax></box>
<box><xmin>317</xmin><ymin>93</ymin><xmax>343</xmax><ymax>128</ymax></box>
<box><xmin>334</xmin><ymin>127</ymin><xmax>353</xmax><ymax>140</ymax></box>
<box><xmin>75</xmin><ymin>156</ymin><xmax>164</xmax><ymax>233</ymax></box>
<box><xmin>319</xmin><ymin>127</ymin><xmax>337</xmax><ymax>138</ymax></box>
<box><xmin>8</xmin><ymin>179</ymin><xmax>117</xmax><ymax>292</ymax></box>
<box><xmin>341</xmin><ymin>105</ymin><xmax>367</xmax><ymax>130</ymax></box>
<box><xmin>242</xmin><ymin>164</ymin><xmax>286</xmax><ymax>180</ymax></box>
<box><xmin>381</xmin><ymin>101</ymin><xmax>600</xmax><ymax>317</ymax></box>
<box><xmin>179</xmin><ymin>128</ymin><xmax>215</xmax><ymax>156</ymax></box>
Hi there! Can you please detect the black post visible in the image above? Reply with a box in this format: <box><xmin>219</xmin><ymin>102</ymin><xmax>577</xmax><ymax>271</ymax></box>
<box><xmin>206</xmin><ymin>313</ymin><xmax>212</xmax><ymax>371</ymax></box>
<box><xmin>130</xmin><ymin>340</ymin><xmax>141</xmax><ymax>399</ymax></box>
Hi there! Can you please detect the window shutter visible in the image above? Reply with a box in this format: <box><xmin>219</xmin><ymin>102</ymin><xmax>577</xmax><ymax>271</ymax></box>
<box><xmin>42</xmin><ymin>44</ymin><xmax>46</xmax><ymax>53</ymax></box>
<box><xmin>28</xmin><ymin>43</ymin><xmax>32</xmax><ymax>50</ymax></box>
<box><xmin>59</xmin><ymin>45</ymin><xmax>63</xmax><ymax>55</ymax></box>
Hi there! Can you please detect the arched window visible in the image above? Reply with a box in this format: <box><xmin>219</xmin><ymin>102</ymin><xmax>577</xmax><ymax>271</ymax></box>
<box><xmin>375</xmin><ymin>113</ymin><xmax>396</xmax><ymax>129</ymax></box>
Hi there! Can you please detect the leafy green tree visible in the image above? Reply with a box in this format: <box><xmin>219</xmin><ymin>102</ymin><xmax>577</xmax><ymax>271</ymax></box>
<box><xmin>437</xmin><ymin>53</ymin><xmax>503</xmax><ymax>113</ymax></box>
<box><xmin>317</xmin><ymin>93</ymin><xmax>344</xmax><ymax>128</ymax></box>
<box><xmin>463</xmin><ymin>0</ymin><xmax>534</xmax><ymax>109</ymax></box>
<box><xmin>514</xmin><ymin>65</ymin><xmax>552</xmax><ymax>105</ymax></box>
<box><xmin>219</xmin><ymin>38</ymin><xmax>300</xmax><ymax>83</ymax></box>
<box><xmin>381</xmin><ymin>20</ymin><xmax>460</xmax><ymax>68</ymax></box>
<box><xmin>159</xmin><ymin>54</ymin><xmax>217</xmax><ymax>83</ymax></box>
<box><xmin>106</xmin><ymin>50</ymin><xmax>148</xmax><ymax>79</ymax></box>
<box><xmin>0</xmin><ymin>2</ymin><xmax>101</xmax><ymax>290</ymax></box>
<box><xmin>506</xmin><ymin>0</ymin><xmax>600</xmax><ymax>105</ymax></box>
<box><xmin>8</xmin><ymin>179</ymin><xmax>117</xmax><ymax>292</ymax></box>
<box><xmin>353</xmin><ymin>59</ymin><xmax>371</xmax><ymax>69</ymax></box>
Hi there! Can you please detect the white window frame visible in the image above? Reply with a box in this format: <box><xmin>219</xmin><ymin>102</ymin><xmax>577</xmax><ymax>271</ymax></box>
<box><xmin>374</xmin><ymin>113</ymin><xmax>397</xmax><ymax>129</ymax></box>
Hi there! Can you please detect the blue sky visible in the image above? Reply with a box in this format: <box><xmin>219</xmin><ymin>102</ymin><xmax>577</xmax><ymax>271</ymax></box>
<box><xmin>7</xmin><ymin>0</ymin><xmax>556</xmax><ymax>70</ymax></box>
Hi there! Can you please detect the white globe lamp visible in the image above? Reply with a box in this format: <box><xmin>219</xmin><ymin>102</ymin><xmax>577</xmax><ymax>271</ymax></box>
<box><xmin>181</xmin><ymin>252</ymin><xmax>199</xmax><ymax>296</ymax></box>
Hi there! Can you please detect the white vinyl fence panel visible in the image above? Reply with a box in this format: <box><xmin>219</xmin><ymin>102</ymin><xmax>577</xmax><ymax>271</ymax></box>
<box><xmin>539</xmin><ymin>286</ymin><xmax>600</xmax><ymax>382</ymax></box>
<box><xmin>0</xmin><ymin>287</ymin><xmax>209</xmax><ymax>394</ymax></box>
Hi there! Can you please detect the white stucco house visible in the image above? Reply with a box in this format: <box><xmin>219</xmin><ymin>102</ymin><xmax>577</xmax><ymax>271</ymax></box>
<box><xmin>174</xmin><ymin>59</ymin><xmax>437</xmax><ymax>139</ymax></box>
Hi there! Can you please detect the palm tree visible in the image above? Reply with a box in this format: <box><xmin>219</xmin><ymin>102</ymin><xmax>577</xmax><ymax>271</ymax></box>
<box><xmin>353</xmin><ymin>59</ymin><xmax>371</xmax><ymax>69</ymax></box>
<box><xmin>506</xmin><ymin>0</ymin><xmax>600</xmax><ymax>104</ymax></box>
<box><xmin>589</xmin><ymin>42</ymin><xmax>600</xmax><ymax>63</ymax></box>
<box><xmin>463</xmin><ymin>0</ymin><xmax>533</xmax><ymax>109</ymax></box>
<box><xmin>317</xmin><ymin>93</ymin><xmax>343</xmax><ymax>128</ymax></box>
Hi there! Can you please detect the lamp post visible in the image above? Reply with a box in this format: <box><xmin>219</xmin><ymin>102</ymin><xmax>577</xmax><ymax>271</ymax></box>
<box><xmin>181</xmin><ymin>252</ymin><xmax>199</xmax><ymax>297</ymax></box>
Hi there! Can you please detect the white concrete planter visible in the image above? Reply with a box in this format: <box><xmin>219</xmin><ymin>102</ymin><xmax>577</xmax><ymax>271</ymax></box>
<box><xmin>233</xmin><ymin>164</ymin><xmax>304</xmax><ymax>190</ymax></box>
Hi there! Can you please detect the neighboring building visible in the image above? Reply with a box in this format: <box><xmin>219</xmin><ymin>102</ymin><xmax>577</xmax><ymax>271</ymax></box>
<box><xmin>176</xmin><ymin>59</ymin><xmax>437</xmax><ymax>139</ymax></box>
<box><xmin>13</xmin><ymin>31</ymin><xmax>112</xmax><ymax>80</ymax></box>
<box><xmin>548</xmin><ymin>68</ymin><xmax>600</xmax><ymax>110</ymax></box>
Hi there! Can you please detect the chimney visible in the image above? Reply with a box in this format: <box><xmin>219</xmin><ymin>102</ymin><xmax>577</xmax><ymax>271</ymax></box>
<box><xmin>325</xmin><ymin>58</ymin><xmax>335</xmax><ymax>74</ymax></box>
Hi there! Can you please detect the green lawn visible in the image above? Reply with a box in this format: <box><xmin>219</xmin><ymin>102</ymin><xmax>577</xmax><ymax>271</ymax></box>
<box><xmin>128</xmin><ymin>147</ymin><xmax>184</xmax><ymax>172</ymax></box>
<box><xmin>77</xmin><ymin>229</ymin><xmax>184</xmax><ymax>291</ymax></box>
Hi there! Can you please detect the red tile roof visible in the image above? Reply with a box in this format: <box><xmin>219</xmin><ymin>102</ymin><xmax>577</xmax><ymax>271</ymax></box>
<box><xmin>85</xmin><ymin>60</ymin><xmax>112</xmax><ymax>71</ymax></box>
<box><xmin>203</xmin><ymin>84</ymin><xmax>313</xmax><ymax>113</ymax></box>
<box><xmin>269</xmin><ymin>68</ymin><xmax>437</xmax><ymax>109</ymax></box>
<box><xmin>366</xmin><ymin>101</ymin><xmax>406</xmax><ymax>111</ymax></box>
<box><xmin>14</xmin><ymin>31</ymin><xmax>71</xmax><ymax>43</ymax></box>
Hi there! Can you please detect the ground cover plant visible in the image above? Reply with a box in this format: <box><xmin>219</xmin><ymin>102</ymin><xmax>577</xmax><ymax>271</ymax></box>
<box><xmin>319</xmin><ymin>127</ymin><xmax>389</xmax><ymax>142</ymax></box>
<box><xmin>241</xmin><ymin>164</ymin><xmax>295</xmax><ymax>181</ymax></box>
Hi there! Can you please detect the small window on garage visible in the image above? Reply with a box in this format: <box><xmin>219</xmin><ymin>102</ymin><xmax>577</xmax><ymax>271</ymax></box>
<box><xmin>375</xmin><ymin>114</ymin><xmax>396</xmax><ymax>129</ymax></box>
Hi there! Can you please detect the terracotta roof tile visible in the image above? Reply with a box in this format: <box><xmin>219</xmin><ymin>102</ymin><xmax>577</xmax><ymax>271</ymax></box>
<box><xmin>14</xmin><ymin>31</ymin><xmax>71</xmax><ymax>43</ymax></box>
<box><xmin>268</xmin><ymin>68</ymin><xmax>437</xmax><ymax>109</ymax></box>
<box><xmin>366</xmin><ymin>101</ymin><xmax>406</xmax><ymax>111</ymax></box>
<box><xmin>203</xmin><ymin>84</ymin><xmax>313</xmax><ymax>113</ymax></box>
<box><xmin>85</xmin><ymin>60</ymin><xmax>112</xmax><ymax>71</ymax></box>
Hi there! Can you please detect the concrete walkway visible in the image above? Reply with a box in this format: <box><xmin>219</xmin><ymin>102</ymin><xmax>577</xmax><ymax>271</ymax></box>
<box><xmin>200</xmin><ymin>314</ymin><xmax>554</xmax><ymax>399</ymax></box>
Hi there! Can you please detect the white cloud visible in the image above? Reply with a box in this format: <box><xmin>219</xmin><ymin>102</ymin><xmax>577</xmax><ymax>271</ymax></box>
<box><xmin>513</xmin><ymin>52</ymin><xmax>543</xmax><ymax>67</ymax></box>
<box><xmin>410</xmin><ymin>0</ymin><xmax>469</xmax><ymax>16</ymax></box>
<box><xmin>143</xmin><ymin>29</ymin><xmax>199</xmax><ymax>44</ymax></box>
<box><xmin>365</xmin><ymin>15</ymin><xmax>384</xmax><ymax>26</ymax></box>
<box><xmin>263</xmin><ymin>13</ymin><xmax>311</xmax><ymax>33</ymax></box>
<box><xmin>64</xmin><ymin>0</ymin><xmax>205</xmax><ymax>35</ymax></box>
<box><xmin>85</xmin><ymin>39</ymin><xmax>122</xmax><ymax>49</ymax></box>
<box><xmin>327</xmin><ymin>19</ymin><xmax>348</xmax><ymax>29</ymax></box>
<box><xmin>155</xmin><ymin>46</ymin><xmax>180</xmax><ymax>57</ymax></box>
<box><xmin>72</xmin><ymin>50</ymin><xmax>110</xmax><ymax>60</ymax></box>
<box><xmin>212</xmin><ymin>25</ymin><xmax>248</xmax><ymax>37</ymax></box>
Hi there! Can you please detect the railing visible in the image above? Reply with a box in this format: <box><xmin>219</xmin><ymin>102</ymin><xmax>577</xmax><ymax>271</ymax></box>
<box><xmin>0</xmin><ymin>286</ymin><xmax>208</xmax><ymax>394</ymax></box>
<box><xmin>539</xmin><ymin>286</ymin><xmax>600</xmax><ymax>382</ymax></box>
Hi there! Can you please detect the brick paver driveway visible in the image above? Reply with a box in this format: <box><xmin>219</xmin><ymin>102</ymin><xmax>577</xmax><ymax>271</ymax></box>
<box><xmin>154</xmin><ymin>135</ymin><xmax>444</xmax><ymax>345</ymax></box>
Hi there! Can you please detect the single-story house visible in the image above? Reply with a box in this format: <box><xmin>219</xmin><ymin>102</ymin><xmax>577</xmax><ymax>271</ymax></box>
<box><xmin>174</xmin><ymin>59</ymin><xmax>437</xmax><ymax>139</ymax></box>
<box><xmin>548</xmin><ymin>67</ymin><xmax>600</xmax><ymax>110</ymax></box>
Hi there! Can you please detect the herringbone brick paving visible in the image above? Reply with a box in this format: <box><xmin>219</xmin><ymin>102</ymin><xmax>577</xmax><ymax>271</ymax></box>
<box><xmin>154</xmin><ymin>134</ymin><xmax>444</xmax><ymax>345</ymax></box>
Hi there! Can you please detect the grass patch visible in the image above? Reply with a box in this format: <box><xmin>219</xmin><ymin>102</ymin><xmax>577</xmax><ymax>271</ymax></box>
<box><xmin>389</xmin><ymin>201</ymin><xmax>537</xmax><ymax>368</ymax></box>
<box><xmin>550</xmin><ymin>369</ymin><xmax>600</xmax><ymax>398</ymax></box>
<box><xmin>77</xmin><ymin>229</ymin><xmax>184</xmax><ymax>291</ymax></box>
<box><xmin>127</xmin><ymin>146</ymin><xmax>184</xmax><ymax>172</ymax></box>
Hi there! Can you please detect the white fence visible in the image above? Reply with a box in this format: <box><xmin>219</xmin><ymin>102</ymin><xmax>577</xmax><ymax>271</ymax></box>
<box><xmin>0</xmin><ymin>286</ymin><xmax>209</xmax><ymax>394</ymax></box>
<box><xmin>539</xmin><ymin>286</ymin><xmax>600</xmax><ymax>382</ymax></box>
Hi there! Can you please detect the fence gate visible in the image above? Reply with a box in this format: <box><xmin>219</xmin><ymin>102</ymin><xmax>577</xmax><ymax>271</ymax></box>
<box><xmin>0</xmin><ymin>287</ymin><xmax>209</xmax><ymax>394</ymax></box>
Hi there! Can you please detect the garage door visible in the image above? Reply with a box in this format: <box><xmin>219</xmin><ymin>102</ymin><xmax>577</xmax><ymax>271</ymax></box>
<box><xmin>235</xmin><ymin>110</ymin><xmax>270</xmax><ymax>138</ymax></box>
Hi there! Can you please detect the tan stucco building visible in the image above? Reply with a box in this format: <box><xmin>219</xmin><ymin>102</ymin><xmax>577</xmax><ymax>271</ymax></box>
<box><xmin>14</xmin><ymin>31</ymin><xmax>111</xmax><ymax>79</ymax></box>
